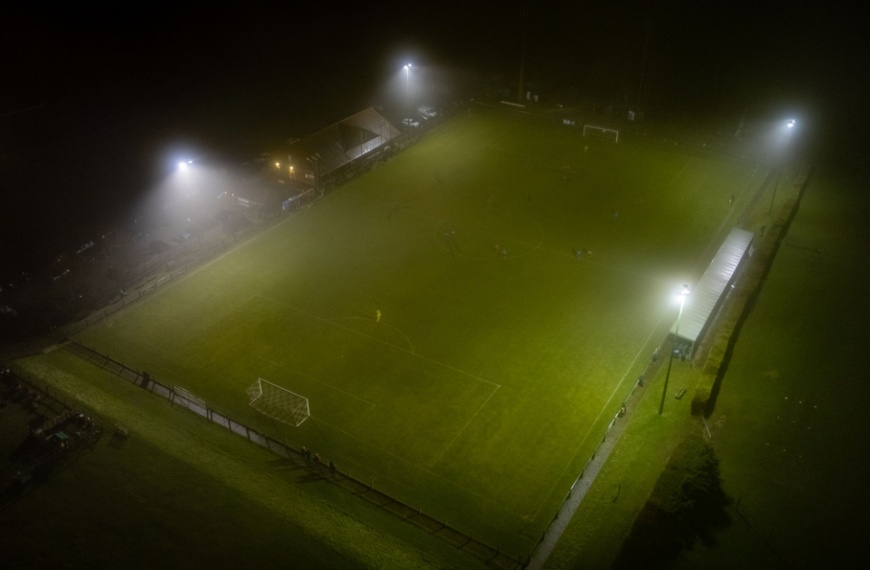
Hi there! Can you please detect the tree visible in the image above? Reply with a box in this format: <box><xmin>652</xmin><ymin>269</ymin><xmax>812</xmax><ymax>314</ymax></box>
<box><xmin>614</xmin><ymin>434</ymin><xmax>731</xmax><ymax>569</ymax></box>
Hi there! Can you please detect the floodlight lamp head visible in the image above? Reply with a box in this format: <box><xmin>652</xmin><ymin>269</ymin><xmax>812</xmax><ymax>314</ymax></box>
<box><xmin>786</xmin><ymin>119</ymin><xmax>796</xmax><ymax>128</ymax></box>
<box><xmin>677</xmin><ymin>284</ymin><xmax>690</xmax><ymax>303</ymax></box>
<box><xmin>178</xmin><ymin>161</ymin><xmax>189</xmax><ymax>172</ymax></box>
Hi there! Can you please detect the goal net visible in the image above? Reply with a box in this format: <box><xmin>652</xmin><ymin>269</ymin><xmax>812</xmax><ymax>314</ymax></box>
<box><xmin>246</xmin><ymin>378</ymin><xmax>310</xmax><ymax>426</ymax></box>
<box><xmin>582</xmin><ymin>124</ymin><xmax>620</xmax><ymax>143</ymax></box>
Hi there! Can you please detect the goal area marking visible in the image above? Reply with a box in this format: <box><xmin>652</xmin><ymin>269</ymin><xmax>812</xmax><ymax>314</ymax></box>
<box><xmin>582</xmin><ymin>124</ymin><xmax>620</xmax><ymax>143</ymax></box>
<box><xmin>247</xmin><ymin>377</ymin><xmax>310</xmax><ymax>426</ymax></box>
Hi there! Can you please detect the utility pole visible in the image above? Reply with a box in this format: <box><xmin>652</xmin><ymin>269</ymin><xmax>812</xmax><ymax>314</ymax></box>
<box><xmin>517</xmin><ymin>9</ymin><xmax>526</xmax><ymax>104</ymax></box>
<box><xmin>636</xmin><ymin>21</ymin><xmax>652</xmax><ymax>111</ymax></box>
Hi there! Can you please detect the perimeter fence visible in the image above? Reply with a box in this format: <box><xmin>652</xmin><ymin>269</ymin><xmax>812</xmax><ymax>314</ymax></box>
<box><xmin>58</xmin><ymin>339</ymin><xmax>524</xmax><ymax>570</ymax></box>
<box><xmin>60</xmin><ymin>336</ymin><xmax>658</xmax><ymax>569</ymax></box>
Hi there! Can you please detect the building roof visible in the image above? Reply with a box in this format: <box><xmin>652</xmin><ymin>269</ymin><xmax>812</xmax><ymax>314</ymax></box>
<box><xmin>281</xmin><ymin>107</ymin><xmax>401</xmax><ymax>177</ymax></box>
<box><xmin>675</xmin><ymin>227</ymin><xmax>755</xmax><ymax>344</ymax></box>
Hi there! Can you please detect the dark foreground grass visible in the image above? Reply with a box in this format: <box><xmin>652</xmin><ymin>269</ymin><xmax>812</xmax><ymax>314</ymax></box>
<box><xmin>70</xmin><ymin>110</ymin><xmax>762</xmax><ymax>554</ymax></box>
<box><xmin>669</xmin><ymin>164</ymin><xmax>870</xmax><ymax>568</ymax></box>
<box><xmin>1</xmin><ymin>350</ymin><xmax>486</xmax><ymax>569</ymax></box>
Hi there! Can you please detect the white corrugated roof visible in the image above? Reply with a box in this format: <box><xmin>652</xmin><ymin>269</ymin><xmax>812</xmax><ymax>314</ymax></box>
<box><xmin>674</xmin><ymin>227</ymin><xmax>754</xmax><ymax>344</ymax></box>
<box><xmin>284</xmin><ymin>108</ymin><xmax>402</xmax><ymax>177</ymax></box>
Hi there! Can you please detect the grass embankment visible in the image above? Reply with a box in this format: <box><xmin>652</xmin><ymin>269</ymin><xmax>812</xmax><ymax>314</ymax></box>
<box><xmin>1</xmin><ymin>350</ymin><xmax>485</xmax><ymax>569</ymax></box>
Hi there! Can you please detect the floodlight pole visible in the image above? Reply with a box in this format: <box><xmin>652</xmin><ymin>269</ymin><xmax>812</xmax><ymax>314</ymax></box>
<box><xmin>404</xmin><ymin>63</ymin><xmax>412</xmax><ymax>126</ymax></box>
<box><xmin>659</xmin><ymin>286</ymin><xmax>689</xmax><ymax>416</ymax></box>
<box><xmin>768</xmin><ymin>120</ymin><xmax>796</xmax><ymax>215</ymax></box>
<box><xmin>768</xmin><ymin>167</ymin><xmax>782</xmax><ymax>214</ymax></box>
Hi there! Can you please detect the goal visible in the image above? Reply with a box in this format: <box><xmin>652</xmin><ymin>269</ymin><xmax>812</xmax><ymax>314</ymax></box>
<box><xmin>246</xmin><ymin>378</ymin><xmax>310</xmax><ymax>426</ymax></box>
<box><xmin>582</xmin><ymin>124</ymin><xmax>620</xmax><ymax>143</ymax></box>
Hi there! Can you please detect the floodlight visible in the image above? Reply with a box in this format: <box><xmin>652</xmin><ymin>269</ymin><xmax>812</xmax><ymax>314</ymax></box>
<box><xmin>403</xmin><ymin>63</ymin><xmax>413</xmax><ymax>127</ymax></box>
<box><xmin>659</xmin><ymin>283</ymin><xmax>691</xmax><ymax>415</ymax></box>
<box><xmin>677</xmin><ymin>284</ymin><xmax>690</xmax><ymax>301</ymax></box>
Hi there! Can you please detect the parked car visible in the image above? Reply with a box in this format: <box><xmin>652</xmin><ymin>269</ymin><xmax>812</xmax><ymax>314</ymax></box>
<box><xmin>402</xmin><ymin>118</ymin><xmax>420</xmax><ymax>128</ymax></box>
<box><xmin>75</xmin><ymin>240</ymin><xmax>95</xmax><ymax>254</ymax></box>
<box><xmin>418</xmin><ymin>106</ymin><xmax>437</xmax><ymax>118</ymax></box>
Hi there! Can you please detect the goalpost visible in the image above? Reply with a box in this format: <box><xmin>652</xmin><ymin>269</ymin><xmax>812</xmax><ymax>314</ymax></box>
<box><xmin>582</xmin><ymin>124</ymin><xmax>620</xmax><ymax>143</ymax></box>
<box><xmin>246</xmin><ymin>378</ymin><xmax>310</xmax><ymax>426</ymax></box>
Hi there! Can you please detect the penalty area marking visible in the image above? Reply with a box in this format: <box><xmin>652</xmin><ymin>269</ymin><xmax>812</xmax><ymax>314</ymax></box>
<box><xmin>255</xmin><ymin>355</ymin><xmax>377</xmax><ymax>411</ymax></box>
<box><xmin>667</xmin><ymin>157</ymin><xmax>695</xmax><ymax>188</ymax></box>
<box><xmin>431</xmin><ymin>384</ymin><xmax>500</xmax><ymax>466</ymax></box>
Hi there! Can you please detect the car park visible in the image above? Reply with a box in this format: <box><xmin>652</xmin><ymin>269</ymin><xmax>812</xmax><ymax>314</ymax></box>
<box><xmin>418</xmin><ymin>106</ymin><xmax>437</xmax><ymax>118</ymax></box>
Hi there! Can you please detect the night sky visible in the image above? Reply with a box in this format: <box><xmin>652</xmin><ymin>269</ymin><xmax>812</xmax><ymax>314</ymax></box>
<box><xmin>2</xmin><ymin>2</ymin><xmax>867</xmax><ymax>283</ymax></box>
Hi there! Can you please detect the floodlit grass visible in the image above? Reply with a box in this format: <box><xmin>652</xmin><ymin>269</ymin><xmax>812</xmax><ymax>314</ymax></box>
<box><xmin>72</xmin><ymin>110</ymin><xmax>762</xmax><ymax>554</ymax></box>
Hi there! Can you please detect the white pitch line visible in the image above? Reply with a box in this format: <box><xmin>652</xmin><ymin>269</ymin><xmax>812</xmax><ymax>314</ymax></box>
<box><xmin>330</xmin><ymin>316</ymin><xmax>416</xmax><ymax>354</ymax></box>
<box><xmin>432</xmin><ymin>384</ymin><xmax>500</xmax><ymax>466</ymax></box>
<box><xmin>738</xmin><ymin>161</ymin><xmax>760</xmax><ymax>199</ymax></box>
<box><xmin>668</xmin><ymin>157</ymin><xmax>695</xmax><ymax>187</ymax></box>
<box><xmin>255</xmin><ymin>355</ymin><xmax>376</xmax><ymax>408</ymax></box>
<box><xmin>692</xmin><ymin>161</ymin><xmax>762</xmax><ymax>278</ymax></box>
<box><xmin>256</xmin><ymin>295</ymin><xmax>501</xmax><ymax>390</ymax></box>
<box><xmin>583</xmin><ymin>314</ymin><xmax>667</xmax><ymax>444</ymax></box>
<box><xmin>534</xmin><ymin>311</ymin><xmax>668</xmax><ymax>519</ymax></box>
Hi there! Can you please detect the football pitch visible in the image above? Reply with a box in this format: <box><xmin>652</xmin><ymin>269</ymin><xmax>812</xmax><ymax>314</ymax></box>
<box><xmin>73</xmin><ymin>111</ymin><xmax>765</xmax><ymax>553</ymax></box>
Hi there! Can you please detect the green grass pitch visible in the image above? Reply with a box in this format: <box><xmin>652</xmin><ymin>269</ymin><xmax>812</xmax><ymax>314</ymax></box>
<box><xmin>73</xmin><ymin>110</ymin><xmax>765</xmax><ymax>553</ymax></box>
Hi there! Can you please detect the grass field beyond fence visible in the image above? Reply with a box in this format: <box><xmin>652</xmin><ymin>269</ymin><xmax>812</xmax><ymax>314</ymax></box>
<box><xmin>73</xmin><ymin>111</ymin><xmax>764</xmax><ymax>554</ymax></box>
